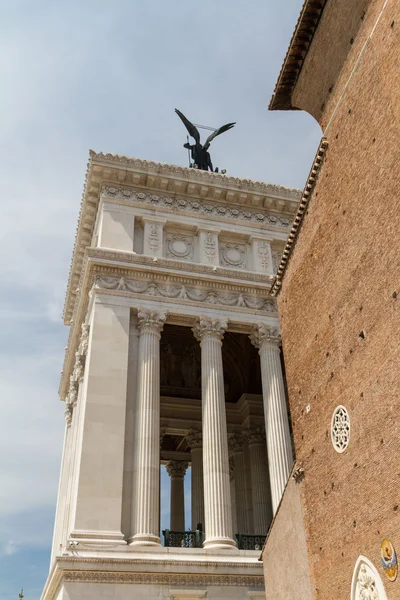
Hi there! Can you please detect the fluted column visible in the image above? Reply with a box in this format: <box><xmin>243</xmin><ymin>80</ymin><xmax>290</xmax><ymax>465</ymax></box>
<box><xmin>193</xmin><ymin>317</ymin><xmax>236</xmax><ymax>550</ymax></box>
<box><xmin>250</xmin><ymin>325</ymin><xmax>293</xmax><ymax>514</ymax></box>
<box><xmin>130</xmin><ymin>309</ymin><xmax>167</xmax><ymax>546</ymax></box>
<box><xmin>186</xmin><ymin>431</ymin><xmax>204</xmax><ymax>530</ymax></box>
<box><xmin>229</xmin><ymin>458</ymin><xmax>237</xmax><ymax>535</ymax></box>
<box><xmin>245</xmin><ymin>428</ymin><xmax>273</xmax><ymax>533</ymax></box>
<box><xmin>228</xmin><ymin>433</ymin><xmax>249</xmax><ymax>534</ymax></box>
<box><xmin>166</xmin><ymin>461</ymin><xmax>188</xmax><ymax>530</ymax></box>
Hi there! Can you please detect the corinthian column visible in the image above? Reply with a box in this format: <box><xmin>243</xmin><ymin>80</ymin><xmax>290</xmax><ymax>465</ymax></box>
<box><xmin>193</xmin><ymin>317</ymin><xmax>236</xmax><ymax>550</ymax></box>
<box><xmin>186</xmin><ymin>431</ymin><xmax>204</xmax><ymax>530</ymax></box>
<box><xmin>244</xmin><ymin>428</ymin><xmax>273</xmax><ymax>533</ymax></box>
<box><xmin>130</xmin><ymin>309</ymin><xmax>167</xmax><ymax>546</ymax></box>
<box><xmin>166</xmin><ymin>461</ymin><xmax>188</xmax><ymax>531</ymax></box>
<box><xmin>228</xmin><ymin>433</ymin><xmax>249</xmax><ymax>534</ymax></box>
<box><xmin>250</xmin><ymin>325</ymin><xmax>293</xmax><ymax>514</ymax></box>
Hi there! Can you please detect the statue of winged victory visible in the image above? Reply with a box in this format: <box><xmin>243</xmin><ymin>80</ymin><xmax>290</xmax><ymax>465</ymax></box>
<box><xmin>175</xmin><ymin>108</ymin><xmax>235</xmax><ymax>172</ymax></box>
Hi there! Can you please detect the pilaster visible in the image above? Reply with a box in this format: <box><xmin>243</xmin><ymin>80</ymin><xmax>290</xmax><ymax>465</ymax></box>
<box><xmin>142</xmin><ymin>217</ymin><xmax>166</xmax><ymax>258</ymax></box>
<box><xmin>97</xmin><ymin>200</ymin><xmax>136</xmax><ymax>252</ymax></box>
<box><xmin>70</xmin><ymin>297</ymin><xmax>130</xmax><ymax>543</ymax></box>
<box><xmin>197</xmin><ymin>227</ymin><xmax>220</xmax><ymax>266</ymax></box>
<box><xmin>249</xmin><ymin>235</ymin><xmax>273</xmax><ymax>274</ymax></box>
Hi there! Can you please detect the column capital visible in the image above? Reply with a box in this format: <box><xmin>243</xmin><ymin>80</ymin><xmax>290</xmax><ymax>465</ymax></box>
<box><xmin>166</xmin><ymin>460</ymin><xmax>188</xmax><ymax>479</ymax></box>
<box><xmin>243</xmin><ymin>427</ymin><xmax>266</xmax><ymax>446</ymax></box>
<box><xmin>137</xmin><ymin>309</ymin><xmax>167</xmax><ymax>337</ymax></box>
<box><xmin>228</xmin><ymin>432</ymin><xmax>245</xmax><ymax>455</ymax></box>
<box><xmin>192</xmin><ymin>317</ymin><xmax>228</xmax><ymax>342</ymax></box>
<box><xmin>186</xmin><ymin>430</ymin><xmax>202</xmax><ymax>450</ymax></box>
<box><xmin>249</xmin><ymin>323</ymin><xmax>281</xmax><ymax>349</ymax></box>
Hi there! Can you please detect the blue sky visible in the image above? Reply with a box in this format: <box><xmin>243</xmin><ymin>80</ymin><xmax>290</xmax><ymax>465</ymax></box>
<box><xmin>0</xmin><ymin>1</ymin><xmax>321</xmax><ymax>598</ymax></box>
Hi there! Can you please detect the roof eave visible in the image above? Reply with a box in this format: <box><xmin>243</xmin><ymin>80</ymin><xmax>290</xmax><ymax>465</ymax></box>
<box><xmin>269</xmin><ymin>0</ymin><xmax>328</xmax><ymax>111</ymax></box>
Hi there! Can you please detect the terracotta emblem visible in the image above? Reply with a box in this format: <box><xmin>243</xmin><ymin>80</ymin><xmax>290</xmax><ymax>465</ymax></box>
<box><xmin>381</xmin><ymin>539</ymin><xmax>397</xmax><ymax>581</ymax></box>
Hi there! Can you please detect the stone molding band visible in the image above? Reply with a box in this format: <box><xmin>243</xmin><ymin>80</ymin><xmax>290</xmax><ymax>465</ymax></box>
<box><xmin>95</xmin><ymin>275</ymin><xmax>276</xmax><ymax>313</ymax></box>
<box><xmin>62</xmin><ymin>570</ymin><xmax>265</xmax><ymax>587</ymax></box>
<box><xmin>102</xmin><ymin>185</ymin><xmax>293</xmax><ymax>230</ymax></box>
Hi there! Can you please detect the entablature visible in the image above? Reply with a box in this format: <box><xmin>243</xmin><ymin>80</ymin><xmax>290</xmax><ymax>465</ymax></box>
<box><xmin>64</xmin><ymin>151</ymin><xmax>301</xmax><ymax>325</ymax></box>
<box><xmin>59</xmin><ymin>248</ymin><xmax>279</xmax><ymax>400</ymax></box>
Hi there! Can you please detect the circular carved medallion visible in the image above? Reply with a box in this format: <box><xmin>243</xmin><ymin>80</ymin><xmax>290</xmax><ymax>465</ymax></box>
<box><xmin>221</xmin><ymin>246</ymin><xmax>244</xmax><ymax>267</ymax></box>
<box><xmin>171</xmin><ymin>240</ymin><xmax>188</xmax><ymax>255</ymax></box>
<box><xmin>331</xmin><ymin>405</ymin><xmax>350</xmax><ymax>453</ymax></box>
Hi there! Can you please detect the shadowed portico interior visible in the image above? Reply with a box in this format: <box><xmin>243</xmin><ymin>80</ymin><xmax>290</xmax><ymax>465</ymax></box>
<box><xmin>158</xmin><ymin>325</ymin><xmax>269</xmax><ymax>547</ymax></box>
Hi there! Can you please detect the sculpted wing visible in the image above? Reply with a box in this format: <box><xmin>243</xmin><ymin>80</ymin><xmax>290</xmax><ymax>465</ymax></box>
<box><xmin>203</xmin><ymin>122</ymin><xmax>236</xmax><ymax>150</ymax></box>
<box><xmin>175</xmin><ymin>109</ymin><xmax>200</xmax><ymax>144</ymax></box>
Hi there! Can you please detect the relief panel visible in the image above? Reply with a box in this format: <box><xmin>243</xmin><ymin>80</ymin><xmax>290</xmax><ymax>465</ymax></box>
<box><xmin>219</xmin><ymin>241</ymin><xmax>247</xmax><ymax>270</ymax></box>
<box><xmin>165</xmin><ymin>231</ymin><xmax>194</xmax><ymax>262</ymax></box>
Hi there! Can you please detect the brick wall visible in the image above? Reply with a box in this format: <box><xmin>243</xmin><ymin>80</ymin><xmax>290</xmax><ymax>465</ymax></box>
<box><xmin>276</xmin><ymin>0</ymin><xmax>400</xmax><ymax>597</ymax></box>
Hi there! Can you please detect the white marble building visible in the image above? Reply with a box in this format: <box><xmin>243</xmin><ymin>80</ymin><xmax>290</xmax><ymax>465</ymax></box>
<box><xmin>41</xmin><ymin>152</ymin><xmax>300</xmax><ymax>600</ymax></box>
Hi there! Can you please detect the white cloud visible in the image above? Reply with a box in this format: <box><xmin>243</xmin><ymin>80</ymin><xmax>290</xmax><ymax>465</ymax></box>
<box><xmin>2</xmin><ymin>540</ymin><xmax>19</xmax><ymax>556</ymax></box>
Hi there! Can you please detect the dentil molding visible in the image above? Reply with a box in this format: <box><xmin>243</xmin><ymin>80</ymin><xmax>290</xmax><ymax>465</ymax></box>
<box><xmin>102</xmin><ymin>186</ymin><xmax>292</xmax><ymax>229</ymax></box>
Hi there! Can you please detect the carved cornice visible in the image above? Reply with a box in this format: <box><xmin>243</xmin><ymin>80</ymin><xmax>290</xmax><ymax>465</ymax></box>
<box><xmin>95</xmin><ymin>275</ymin><xmax>276</xmax><ymax>313</ymax></box>
<box><xmin>192</xmin><ymin>317</ymin><xmax>228</xmax><ymax>342</ymax></box>
<box><xmin>94</xmin><ymin>152</ymin><xmax>300</xmax><ymax>199</ymax></box>
<box><xmin>63</xmin><ymin>151</ymin><xmax>300</xmax><ymax>326</ymax></box>
<box><xmin>102</xmin><ymin>186</ymin><xmax>294</xmax><ymax>230</ymax></box>
<box><xmin>249</xmin><ymin>324</ymin><xmax>281</xmax><ymax>349</ymax></box>
<box><xmin>165</xmin><ymin>460</ymin><xmax>189</xmax><ymax>479</ymax></box>
<box><xmin>62</xmin><ymin>570</ymin><xmax>264</xmax><ymax>587</ymax></box>
<box><xmin>137</xmin><ymin>309</ymin><xmax>167</xmax><ymax>336</ymax></box>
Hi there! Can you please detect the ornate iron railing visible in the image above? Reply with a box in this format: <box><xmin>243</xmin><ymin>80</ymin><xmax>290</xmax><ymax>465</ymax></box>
<box><xmin>235</xmin><ymin>533</ymin><xmax>267</xmax><ymax>550</ymax></box>
<box><xmin>162</xmin><ymin>529</ymin><xmax>204</xmax><ymax>548</ymax></box>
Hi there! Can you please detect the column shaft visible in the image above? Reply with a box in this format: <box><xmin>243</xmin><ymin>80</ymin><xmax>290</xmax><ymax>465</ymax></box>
<box><xmin>230</xmin><ymin>461</ymin><xmax>237</xmax><ymax>535</ymax></box>
<box><xmin>247</xmin><ymin>430</ymin><xmax>273</xmax><ymax>533</ymax></box>
<box><xmin>166</xmin><ymin>461</ymin><xmax>188</xmax><ymax>531</ymax></box>
<box><xmin>193</xmin><ymin>318</ymin><xmax>236</xmax><ymax>550</ymax></box>
<box><xmin>186</xmin><ymin>432</ymin><xmax>204</xmax><ymax>530</ymax></box>
<box><xmin>251</xmin><ymin>325</ymin><xmax>293</xmax><ymax>514</ymax></box>
<box><xmin>229</xmin><ymin>434</ymin><xmax>249</xmax><ymax>533</ymax></box>
<box><xmin>131</xmin><ymin>310</ymin><xmax>166</xmax><ymax>545</ymax></box>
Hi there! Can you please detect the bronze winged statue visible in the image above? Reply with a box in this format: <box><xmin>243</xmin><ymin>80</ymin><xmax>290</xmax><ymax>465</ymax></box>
<box><xmin>175</xmin><ymin>108</ymin><xmax>235</xmax><ymax>172</ymax></box>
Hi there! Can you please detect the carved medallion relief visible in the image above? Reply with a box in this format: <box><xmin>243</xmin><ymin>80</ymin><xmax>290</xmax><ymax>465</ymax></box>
<box><xmin>219</xmin><ymin>242</ymin><xmax>247</xmax><ymax>269</ymax></box>
<box><xmin>165</xmin><ymin>232</ymin><xmax>194</xmax><ymax>261</ymax></box>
